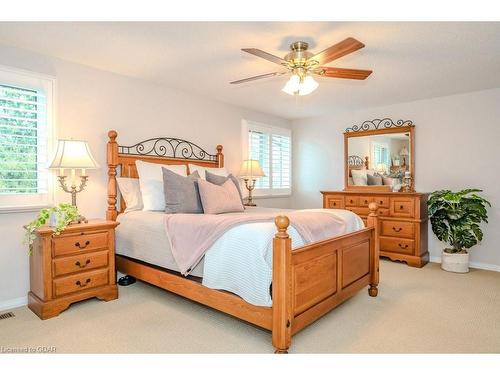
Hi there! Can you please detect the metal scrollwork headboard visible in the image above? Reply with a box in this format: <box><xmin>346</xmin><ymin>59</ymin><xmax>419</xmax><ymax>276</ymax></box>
<box><xmin>118</xmin><ymin>137</ymin><xmax>217</xmax><ymax>162</ymax></box>
<box><xmin>345</xmin><ymin>118</ymin><xmax>414</xmax><ymax>133</ymax></box>
<box><xmin>348</xmin><ymin>155</ymin><xmax>365</xmax><ymax>167</ymax></box>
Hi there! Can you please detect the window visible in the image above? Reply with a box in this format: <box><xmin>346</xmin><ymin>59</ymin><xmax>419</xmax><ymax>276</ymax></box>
<box><xmin>242</xmin><ymin>120</ymin><xmax>291</xmax><ymax>196</ymax></box>
<box><xmin>0</xmin><ymin>66</ymin><xmax>55</xmax><ymax>211</ymax></box>
<box><xmin>371</xmin><ymin>142</ymin><xmax>391</xmax><ymax>172</ymax></box>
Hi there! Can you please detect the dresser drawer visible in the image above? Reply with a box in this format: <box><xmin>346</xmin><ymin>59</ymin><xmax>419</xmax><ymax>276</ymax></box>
<box><xmin>381</xmin><ymin>221</ymin><xmax>415</xmax><ymax>239</ymax></box>
<box><xmin>53</xmin><ymin>231</ymin><xmax>109</xmax><ymax>257</ymax></box>
<box><xmin>380</xmin><ymin>237</ymin><xmax>415</xmax><ymax>255</ymax></box>
<box><xmin>359</xmin><ymin>196</ymin><xmax>390</xmax><ymax>208</ymax></box>
<box><xmin>53</xmin><ymin>269</ymin><xmax>109</xmax><ymax>297</ymax></box>
<box><xmin>346</xmin><ymin>207</ymin><xmax>369</xmax><ymax>216</ymax></box>
<box><xmin>52</xmin><ymin>250</ymin><xmax>109</xmax><ymax>277</ymax></box>
<box><xmin>391</xmin><ymin>198</ymin><xmax>415</xmax><ymax>217</ymax></box>
<box><xmin>326</xmin><ymin>197</ymin><xmax>344</xmax><ymax>209</ymax></box>
<box><xmin>345</xmin><ymin>196</ymin><xmax>359</xmax><ymax>206</ymax></box>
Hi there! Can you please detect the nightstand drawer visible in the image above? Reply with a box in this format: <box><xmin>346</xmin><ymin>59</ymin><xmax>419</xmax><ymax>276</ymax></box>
<box><xmin>53</xmin><ymin>231</ymin><xmax>109</xmax><ymax>257</ymax></box>
<box><xmin>53</xmin><ymin>250</ymin><xmax>109</xmax><ymax>277</ymax></box>
<box><xmin>380</xmin><ymin>237</ymin><xmax>415</xmax><ymax>255</ymax></box>
<box><xmin>381</xmin><ymin>221</ymin><xmax>415</xmax><ymax>238</ymax></box>
<box><xmin>53</xmin><ymin>269</ymin><xmax>109</xmax><ymax>297</ymax></box>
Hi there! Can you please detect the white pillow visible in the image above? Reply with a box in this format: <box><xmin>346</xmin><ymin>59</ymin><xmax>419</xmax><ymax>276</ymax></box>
<box><xmin>117</xmin><ymin>177</ymin><xmax>143</xmax><ymax>212</ymax></box>
<box><xmin>351</xmin><ymin>169</ymin><xmax>368</xmax><ymax>185</ymax></box>
<box><xmin>135</xmin><ymin>160</ymin><xmax>187</xmax><ymax>211</ymax></box>
<box><xmin>188</xmin><ymin>163</ymin><xmax>228</xmax><ymax>180</ymax></box>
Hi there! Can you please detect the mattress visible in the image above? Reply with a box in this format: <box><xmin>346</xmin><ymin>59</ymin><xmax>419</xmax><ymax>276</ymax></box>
<box><xmin>115</xmin><ymin>207</ymin><xmax>364</xmax><ymax>306</ymax></box>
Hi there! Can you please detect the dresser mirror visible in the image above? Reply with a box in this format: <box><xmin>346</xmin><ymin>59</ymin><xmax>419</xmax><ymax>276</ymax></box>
<box><xmin>344</xmin><ymin>122</ymin><xmax>415</xmax><ymax>191</ymax></box>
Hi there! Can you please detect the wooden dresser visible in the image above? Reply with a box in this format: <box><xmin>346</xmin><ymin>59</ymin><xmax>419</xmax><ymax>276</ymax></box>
<box><xmin>28</xmin><ymin>220</ymin><xmax>119</xmax><ymax>319</ymax></box>
<box><xmin>321</xmin><ymin>191</ymin><xmax>429</xmax><ymax>267</ymax></box>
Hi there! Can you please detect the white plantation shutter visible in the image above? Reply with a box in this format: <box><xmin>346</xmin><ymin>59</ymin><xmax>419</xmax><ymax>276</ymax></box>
<box><xmin>0</xmin><ymin>67</ymin><xmax>54</xmax><ymax>210</ymax></box>
<box><xmin>244</xmin><ymin>120</ymin><xmax>291</xmax><ymax>195</ymax></box>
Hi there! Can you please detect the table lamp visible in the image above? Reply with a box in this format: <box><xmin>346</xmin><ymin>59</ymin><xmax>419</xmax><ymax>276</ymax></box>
<box><xmin>48</xmin><ymin>139</ymin><xmax>99</xmax><ymax>223</ymax></box>
<box><xmin>238</xmin><ymin>159</ymin><xmax>265</xmax><ymax>206</ymax></box>
<box><xmin>400</xmin><ymin>146</ymin><xmax>409</xmax><ymax>167</ymax></box>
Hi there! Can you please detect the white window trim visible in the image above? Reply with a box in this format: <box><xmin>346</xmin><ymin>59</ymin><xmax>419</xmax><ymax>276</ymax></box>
<box><xmin>0</xmin><ymin>65</ymin><xmax>57</xmax><ymax>213</ymax></box>
<box><xmin>241</xmin><ymin>119</ymin><xmax>292</xmax><ymax>198</ymax></box>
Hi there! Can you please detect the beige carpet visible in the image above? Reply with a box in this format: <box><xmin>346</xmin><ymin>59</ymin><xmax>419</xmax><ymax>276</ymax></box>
<box><xmin>1</xmin><ymin>260</ymin><xmax>500</xmax><ymax>353</ymax></box>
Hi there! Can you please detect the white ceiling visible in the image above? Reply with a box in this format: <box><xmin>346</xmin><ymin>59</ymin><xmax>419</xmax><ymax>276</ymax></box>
<box><xmin>0</xmin><ymin>22</ymin><xmax>499</xmax><ymax>119</ymax></box>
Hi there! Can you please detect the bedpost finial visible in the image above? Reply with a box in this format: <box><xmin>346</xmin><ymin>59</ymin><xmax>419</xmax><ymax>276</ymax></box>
<box><xmin>108</xmin><ymin>130</ymin><xmax>117</xmax><ymax>141</ymax></box>
<box><xmin>368</xmin><ymin>202</ymin><xmax>379</xmax><ymax>216</ymax></box>
<box><xmin>216</xmin><ymin>144</ymin><xmax>223</xmax><ymax>153</ymax></box>
<box><xmin>275</xmin><ymin>215</ymin><xmax>290</xmax><ymax>239</ymax></box>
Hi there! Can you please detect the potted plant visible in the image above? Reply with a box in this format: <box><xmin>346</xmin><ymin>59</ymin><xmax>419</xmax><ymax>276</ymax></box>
<box><xmin>24</xmin><ymin>203</ymin><xmax>80</xmax><ymax>255</ymax></box>
<box><xmin>428</xmin><ymin>189</ymin><xmax>490</xmax><ymax>273</ymax></box>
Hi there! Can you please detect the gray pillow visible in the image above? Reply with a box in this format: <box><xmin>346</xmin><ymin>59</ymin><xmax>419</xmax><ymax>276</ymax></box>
<box><xmin>162</xmin><ymin>168</ymin><xmax>203</xmax><ymax>214</ymax></box>
<box><xmin>367</xmin><ymin>174</ymin><xmax>383</xmax><ymax>185</ymax></box>
<box><xmin>206</xmin><ymin>171</ymin><xmax>244</xmax><ymax>205</ymax></box>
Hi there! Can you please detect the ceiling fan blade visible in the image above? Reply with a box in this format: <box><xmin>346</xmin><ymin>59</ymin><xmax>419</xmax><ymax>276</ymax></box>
<box><xmin>314</xmin><ymin>67</ymin><xmax>372</xmax><ymax>80</ymax></box>
<box><xmin>230</xmin><ymin>72</ymin><xmax>285</xmax><ymax>84</ymax></box>
<box><xmin>310</xmin><ymin>38</ymin><xmax>365</xmax><ymax>65</ymax></box>
<box><xmin>242</xmin><ymin>48</ymin><xmax>286</xmax><ymax>65</ymax></box>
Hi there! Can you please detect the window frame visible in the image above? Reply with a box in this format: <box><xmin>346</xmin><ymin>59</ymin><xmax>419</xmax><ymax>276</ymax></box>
<box><xmin>0</xmin><ymin>65</ymin><xmax>56</xmax><ymax>213</ymax></box>
<box><xmin>241</xmin><ymin>119</ymin><xmax>292</xmax><ymax>198</ymax></box>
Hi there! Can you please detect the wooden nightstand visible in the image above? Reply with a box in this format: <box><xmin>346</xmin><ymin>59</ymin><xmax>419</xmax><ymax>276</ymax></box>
<box><xmin>28</xmin><ymin>219</ymin><xmax>119</xmax><ymax>319</ymax></box>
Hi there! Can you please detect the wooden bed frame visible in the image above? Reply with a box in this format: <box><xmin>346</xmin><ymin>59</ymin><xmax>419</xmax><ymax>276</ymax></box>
<box><xmin>106</xmin><ymin>130</ymin><xmax>380</xmax><ymax>353</ymax></box>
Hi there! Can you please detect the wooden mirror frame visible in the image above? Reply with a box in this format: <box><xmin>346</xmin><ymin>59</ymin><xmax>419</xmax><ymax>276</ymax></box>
<box><xmin>344</xmin><ymin>124</ymin><xmax>415</xmax><ymax>191</ymax></box>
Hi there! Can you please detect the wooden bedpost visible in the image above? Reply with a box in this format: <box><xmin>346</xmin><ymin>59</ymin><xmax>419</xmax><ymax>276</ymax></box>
<box><xmin>272</xmin><ymin>215</ymin><xmax>293</xmax><ymax>354</ymax></box>
<box><xmin>107</xmin><ymin>130</ymin><xmax>118</xmax><ymax>221</ymax></box>
<box><xmin>216</xmin><ymin>145</ymin><xmax>224</xmax><ymax>168</ymax></box>
<box><xmin>367</xmin><ymin>202</ymin><xmax>380</xmax><ymax>297</ymax></box>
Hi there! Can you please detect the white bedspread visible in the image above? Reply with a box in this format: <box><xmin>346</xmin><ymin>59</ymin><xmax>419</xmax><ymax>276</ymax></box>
<box><xmin>201</xmin><ymin>208</ymin><xmax>364</xmax><ymax>307</ymax></box>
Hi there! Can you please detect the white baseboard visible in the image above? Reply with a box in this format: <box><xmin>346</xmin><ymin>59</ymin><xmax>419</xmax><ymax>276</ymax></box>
<box><xmin>0</xmin><ymin>296</ymin><xmax>28</xmax><ymax>312</ymax></box>
<box><xmin>430</xmin><ymin>256</ymin><xmax>500</xmax><ymax>272</ymax></box>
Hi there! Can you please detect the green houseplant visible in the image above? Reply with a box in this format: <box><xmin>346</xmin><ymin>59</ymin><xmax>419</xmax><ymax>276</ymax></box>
<box><xmin>428</xmin><ymin>189</ymin><xmax>490</xmax><ymax>273</ymax></box>
<box><xmin>24</xmin><ymin>203</ymin><xmax>80</xmax><ymax>255</ymax></box>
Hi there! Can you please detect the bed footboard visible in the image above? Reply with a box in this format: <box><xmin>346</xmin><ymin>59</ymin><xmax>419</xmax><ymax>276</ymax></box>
<box><xmin>272</xmin><ymin>203</ymin><xmax>380</xmax><ymax>353</ymax></box>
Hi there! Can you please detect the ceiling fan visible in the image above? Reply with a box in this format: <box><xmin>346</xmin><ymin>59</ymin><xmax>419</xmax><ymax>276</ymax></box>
<box><xmin>230</xmin><ymin>37</ymin><xmax>372</xmax><ymax>96</ymax></box>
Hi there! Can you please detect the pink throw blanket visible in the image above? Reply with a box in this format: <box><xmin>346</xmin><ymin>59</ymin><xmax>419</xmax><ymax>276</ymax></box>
<box><xmin>164</xmin><ymin>211</ymin><xmax>347</xmax><ymax>275</ymax></box>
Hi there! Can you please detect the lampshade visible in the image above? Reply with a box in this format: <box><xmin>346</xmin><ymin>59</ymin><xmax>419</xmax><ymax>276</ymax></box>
<box><xmin>400</xmin><ymin>147</ymin><xmax>409</xmax><ymax>156</ymax></box>
<box><xmin>282</xmin><ymin>74</ymin><xmax>319</xmax><ymax>96</ymax></box>
<box><xmin>49</xmin><ymin>139</ymin><xmax>99</xmax><ymax>169</ymax></box>
<box><xmin>238</xmin><ymin>160</ymin><xmax>265</xmax><ymax>178</ymax></box>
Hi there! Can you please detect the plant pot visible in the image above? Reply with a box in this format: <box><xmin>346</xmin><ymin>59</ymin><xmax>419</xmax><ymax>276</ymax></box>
<box><xmin>441</xmin><ymin>250</ymin><xmax>469</xmax><ymax>273</ymax></box>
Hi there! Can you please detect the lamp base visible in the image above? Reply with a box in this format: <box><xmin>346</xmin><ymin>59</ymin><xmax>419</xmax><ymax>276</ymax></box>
<box><xmin>244</xmin><ymin>202</ymin><xmax>257</xmax><ymax>207</ymax></box>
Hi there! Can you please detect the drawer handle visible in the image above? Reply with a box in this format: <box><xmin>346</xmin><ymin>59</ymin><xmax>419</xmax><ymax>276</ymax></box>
<box><xmin>333</xmin><ymin>202</ymin><xmax>336</xmax><ymax>206</ymax></box>
<box><xmin>379</xmin><ymin>200</ymin><xmax>383</xmax><ymax>204</ymax></box>
<box><xmin>364</xmin><ymin>200</ymin><xmax>368</xmax><ymax>204</ymax></box>
<box><xmin>398</xmin><ymin>243</ymin><xmax>409</xmax><ymax>249</ymax></box>
<box><xmin>399</xmin><ymin>205</ymin><xmax>404</xmax><ymax>210</ymax></box>
<box><xmin>392</xmin><ymin>227</ymin><xmax>403</xmax><ymax>232</ymax></box>
<box><xmin>75</xmin><ymin>259</ymin><xmax>91</xmax><ymax>268</ymax></box>
<box><xmin>75</xmin><ymin>240</ymin><xmax>90</xmax><ymax>249</ymax></box>
<box><xmin>75</xmin><ymin>278</ymin><xmax>91</xmax><ymax>287</ymax></box>
<box><xmin>350</xmin><ymin>200</ymin><xmax>354</xmax><ymax>203</ymax></box>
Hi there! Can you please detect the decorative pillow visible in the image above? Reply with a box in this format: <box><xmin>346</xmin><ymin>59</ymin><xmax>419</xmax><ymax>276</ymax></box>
<box><xmin>188</xmin><ymin>164</ymin><xmax>228</xmax><ymax>180</ymax></box>
<box><xmin>205</xmin><ymin>171</ymin><xmax>244</xmax><ymax>205</ymax></box>
<box><xmin>197</xmin><ymin>179</ymin><xmax>245</xmax><ymax>214</ymax></box>
<box><xmin>135</xmin><ymin>160</ymin><xmax>187</xmax><ymax>211</ymax></box>
<box><xmin>162</xmin><ymin>169</ymin><xmax>203</xmax><ymax>214</ymax></box>
<box><xmin>117</xmin><ymin>177</ymin><xmax>143</xmax><ymax>212</ymax></box>
<box><xmin>383</xmin><ymin>177</ymin><xmax>400</xmax><ymax>186</ymax></box>
<box><xmin>367</xmin><ymin>174</ymin><xmax>383</xmax><ymax>185</ymax></box>
<box><xmin>351</xmin><ymin>169</ymin><xmax>368</xmax><ymax>186</ymax></box>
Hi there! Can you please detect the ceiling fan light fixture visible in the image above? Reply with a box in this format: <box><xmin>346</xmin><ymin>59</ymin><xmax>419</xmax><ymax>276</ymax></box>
<box><xmin>281</xmin><ymin>74</ymin><xmax>318</xmax><ymax>96</ymax></box>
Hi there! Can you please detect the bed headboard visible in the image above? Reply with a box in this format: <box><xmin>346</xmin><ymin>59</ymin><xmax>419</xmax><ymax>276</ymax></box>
<box><xmin>106</xmin><ymin>130</ymin><xmax>224</xmax><ymax>220</ymax></box>
<box><xmin>348</xmin><ymin>155</ymin><xmax>369</xmax><ymax>177</ymax></box>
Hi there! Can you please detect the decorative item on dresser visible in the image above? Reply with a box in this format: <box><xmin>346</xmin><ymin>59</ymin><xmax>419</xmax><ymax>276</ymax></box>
<box><xmin>322</xmin><ymin>191</ymin><xmax>428</xmax><ymax>267</ymax></box>
<box><xmin>322</xmin><ymin>118</ymin><xmax>430</xmax><ymax>268</ymax></box>
<box><xmin>107</xmin><ymin>130</ymin><xmax>381</xmax><ymax>353</ymax></box>
<box><xmin>28</xmin><ymin>220</ymin><xmax>119</xmax><ymax>319</ymax></box>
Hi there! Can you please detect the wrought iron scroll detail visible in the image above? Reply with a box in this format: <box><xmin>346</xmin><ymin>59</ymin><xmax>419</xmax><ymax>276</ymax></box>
<box><xmin>118</xmin><ymin>137</ymin><xmax>217</xmax><ymax>162</ymax></box>
<box><xmin>345</xmin><ymin>118</ymin><xmax>413</xmax><ymax>133</ymax></box>
<box><xmin>348</xmin><ymin>155</ymin><xmax>364</xmax><ymax>167</ymax></box>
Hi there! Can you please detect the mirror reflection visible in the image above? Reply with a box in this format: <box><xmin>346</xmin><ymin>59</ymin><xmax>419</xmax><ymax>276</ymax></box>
<box><xmin>347</xmin><ymin>132</ymin><xmax>410</xmax><ymax>189</ymax></box>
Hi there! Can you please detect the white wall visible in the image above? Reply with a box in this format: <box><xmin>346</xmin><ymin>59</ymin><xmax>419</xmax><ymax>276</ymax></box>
<box><xmin>292</xmin><ymin>88</ymin><xmax>500</xmax><ymax>270</ymax></box>
<box><xmin>0</xmin><ymin>44</ymin><xmax>291</xmax><ymax>309</ymax></box>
